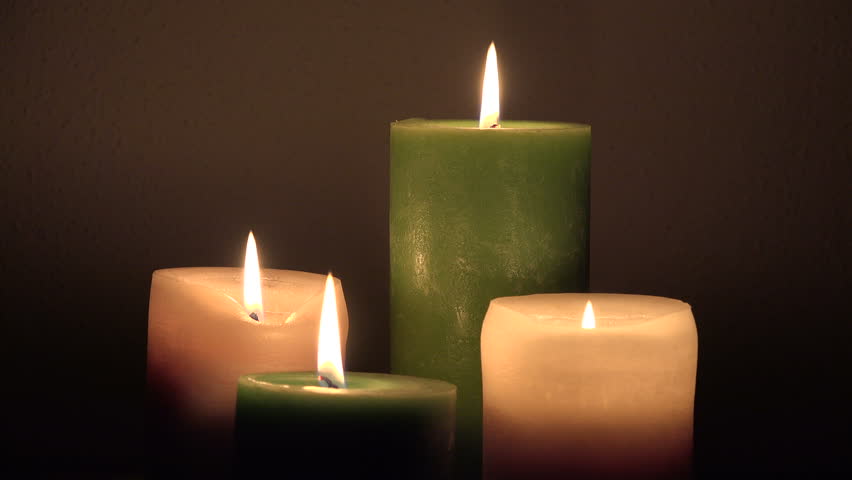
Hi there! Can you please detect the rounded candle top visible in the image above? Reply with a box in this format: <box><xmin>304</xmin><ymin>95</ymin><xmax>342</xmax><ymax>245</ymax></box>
<box><xmin>152</xmin><ymin>267</ymin><xmax>342</xmax><ymax>327</ymax></box>
<box><xmin>489</xmin><ymin>293</ymin><xmax>692</xmax><ymax>333</ymax></box>
<box><xmin>240</xmin><ymin>372</ymin><xmax>457</xmax><ymax>398</ymax></box>
<box><xmin>392</xmin><ymin>118</ymin><xmax>589</xmax><ymax>132</ymax></box>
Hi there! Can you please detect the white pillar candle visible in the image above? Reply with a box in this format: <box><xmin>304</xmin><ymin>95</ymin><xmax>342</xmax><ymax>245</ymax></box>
<box><xmin>146</xmin><ymin>267</ymin><xmax>349</xmax><ymax>473</ymax></box>
<box><xmin>481</xmin><ymin>293</ymin><xmax>697</xmax><ymax>479</ymax></box>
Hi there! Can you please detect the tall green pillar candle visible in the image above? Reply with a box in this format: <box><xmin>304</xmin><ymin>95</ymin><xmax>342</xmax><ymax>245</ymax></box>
<box><xmin>235</xmin><ymin>372</ymin><xmax>456</xmax><ymax>479</ymax></box>
<box><xmin>389</xmin><ymin>118</ymin><xmax>591</xmax><ymax>476</ymax></box>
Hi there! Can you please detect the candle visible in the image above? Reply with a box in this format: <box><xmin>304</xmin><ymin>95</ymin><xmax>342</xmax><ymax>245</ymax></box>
<box><xmin>235</xmin><ymin>274</ymin><xmax>457</xmax><ymax>479</ymax></box>
<box><xmin>146</xmin><ymin>232</ymin><xmax>349</xmax><ymax>474</ymax></box>
<box><xmin>389</xmin><ymin>42</ymin><xmax>591</xmax><ymax>475</ymax></box>
<box><xmin>481</xmin><ymin>294</ymin><xmax>698</xmax><ymax>479</ymax></box>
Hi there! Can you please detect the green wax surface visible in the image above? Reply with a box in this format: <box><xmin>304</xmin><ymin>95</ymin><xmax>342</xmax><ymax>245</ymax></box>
<box><xmin>390</xmin><ymin>118</ymin><xmax>591</xmax><ymax>477</ymax></box>
<box><xmin>235</xmin><ymin>372</ymin><xmax>456</xmax><ymax>479</ymax></box>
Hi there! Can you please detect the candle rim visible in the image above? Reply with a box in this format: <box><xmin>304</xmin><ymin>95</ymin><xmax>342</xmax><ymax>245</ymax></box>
<box><xmin>153</xmin><ymin>266</ymin><xmax>334</xmax><ymax>285</ymax></box>
<box><xmin>152</xmin><ymin>267</ymin><xmax>345</xmax><ymax>328</ymax></box>
<box><xmin>489</xmin><ymin>293</ymin><xmax>692</xmax><ymax>332</ymax></box>
<box><xmin>240</xmin><ymin>371</ymin><xmax>457</xmax><ymax>397</ymax></box>
<box><xmin>392</xmin><ymin>118</ymin><xmax>590</xmax><ymax>132</ymax></box>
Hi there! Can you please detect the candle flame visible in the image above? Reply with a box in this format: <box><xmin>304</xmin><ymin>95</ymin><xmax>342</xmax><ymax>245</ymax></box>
<box><xmin>479</xmin><ymin>42</ymin><xmax>500</xmax><ymax>129</ymax></box>
<box><xmin>317</xmin><ymin>273</ymin><xmax>346</xmax><ymax>388</ymax></box>
<box><xmin>243</xmin><ymin>231</ymin><xmax>264</xmax><ymax>322</ymax></box>
<box><xmin>582</xmin><ymin>300</ymin><xmax>595</xmax><ymax>329</ymax></box>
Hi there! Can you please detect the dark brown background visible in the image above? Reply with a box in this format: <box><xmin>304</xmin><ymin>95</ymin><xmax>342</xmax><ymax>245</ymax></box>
<box><xmin>2</xmin><ymin>0</ymin><xmax>850</xmax><ymax>475</ymax></box>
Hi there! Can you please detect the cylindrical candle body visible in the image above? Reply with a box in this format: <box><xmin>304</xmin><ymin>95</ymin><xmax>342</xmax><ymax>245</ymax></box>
<box><xmin>235</xmin><ymin>372</ymin><xmax>456</xmax><ymax>479</ymax></box>
<box><xmin>390</xmin><ymin>119</ymin><xmax>591</xmax><ymax>475</ymax></box>
<box><xmin>481</xmin><ymin>294</ymin><xmax>698</xmax><ymax>479</ymax></box>
<box><xmin>146</xmin><ymin>268</ymin><xmax>348</xmax><ymax>475</ymax></box>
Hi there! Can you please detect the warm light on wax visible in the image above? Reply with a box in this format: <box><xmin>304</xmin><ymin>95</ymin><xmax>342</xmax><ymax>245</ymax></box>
<box><xmin>243</xmin><ymin>231</ymin><xmax>264</xmax><ymax>323</ymax></box>
<box><xmin>481</xmin><ymin>294</ymin><xmax>697</xmax><ymax>478</ymax></box>
<box><xmin>582</xmin><ymin>300</ymin><xmax>595</xmax><ymax>329</ymax></box>
<box><xmin>317</xmin><ymin>273</ymin><xmax>346</xmax><ymax>388</ymax></box>
<box><xmin>479</xmin><ymin>42</ymin><xmax>500</xmax><ymax>129</ymax></box>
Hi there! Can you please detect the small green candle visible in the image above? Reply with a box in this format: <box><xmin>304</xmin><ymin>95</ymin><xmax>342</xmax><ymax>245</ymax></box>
<box><xmin>390</xmin><ymin>118</ymin><xmax>591</xmax><ymax>476</ymax></box>
<box><xmin>235</xmin><ymin>274</ymin><xmax>457</xmax><ymax>478</ymax></box>
<box><xmin>235</xmin><ymin>372</ymin><xmax>456</xmax><ymax>479</ymax></box>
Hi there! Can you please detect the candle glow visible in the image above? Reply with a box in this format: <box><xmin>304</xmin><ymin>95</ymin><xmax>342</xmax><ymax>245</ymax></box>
<box><xmin>479</xmin><ymin>42</ymin><xmax>500</xmax><ymax>129</ymax></box>
<box><xmin>482</xmin><ymin>294</ymin><xmax>698</xmax><ymax>478</ymax></box>
<box><xmin>317</xmin><ymin>272</ymin><xmax>346</xmax><ymax>388</ymax></box>
<box><xmin>243</xmin><ymin>231</ymin><xmax>265</xmax><ymax>323</ymax></box>
<box><xmin>582</xmin><ymin>300</ymin><xmax>595</xmax><ymax>329</ymax></box>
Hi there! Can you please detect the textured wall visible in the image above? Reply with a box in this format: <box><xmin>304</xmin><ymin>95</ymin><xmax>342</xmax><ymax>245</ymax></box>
<box><xmin>1</xmin><ymin>0</ymin><xmax>850</xmax><ymax>475</ymax></box>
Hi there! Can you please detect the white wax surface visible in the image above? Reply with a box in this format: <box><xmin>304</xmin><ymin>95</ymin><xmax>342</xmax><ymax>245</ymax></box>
<box><xmin>481</xmin><ymin>293</ymin><xmax>697</xmax><ymax>479</ymax></box>
<box><xmin>146</xmin><ymin>267</ymin><xmax>349</xmax><ymax>467</ymax></box>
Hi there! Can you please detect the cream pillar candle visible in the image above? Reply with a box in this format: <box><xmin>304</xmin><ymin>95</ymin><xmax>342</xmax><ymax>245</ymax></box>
<box><xmin>481</xmin><ymin>293</ymin><xmax>697</xmax><ymax>479</ymax></box>
<box><xmin>146</xmin><ymin>266</ymin><xmax>348</xmax><ymax>474</ymax></box>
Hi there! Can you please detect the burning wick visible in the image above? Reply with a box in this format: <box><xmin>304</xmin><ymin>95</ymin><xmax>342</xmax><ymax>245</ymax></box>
<box><xmin>478</xmin><ymin>42</ymin><xmax>500</xmax><ymax>129</ymax></box>
<box><xmin>316</xmin><ymin>273</ymin><xmax>347</xmax><ymax>388</ymax></box>
<box><xmin>243</xmin><ymin>231</ymin><xmax>265</xmax><ymax>323</ymax></box>
<box><xmin>318</xmin><ymin>375</ymin><xmax>340</xmax><ymax>389</ymax></box>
